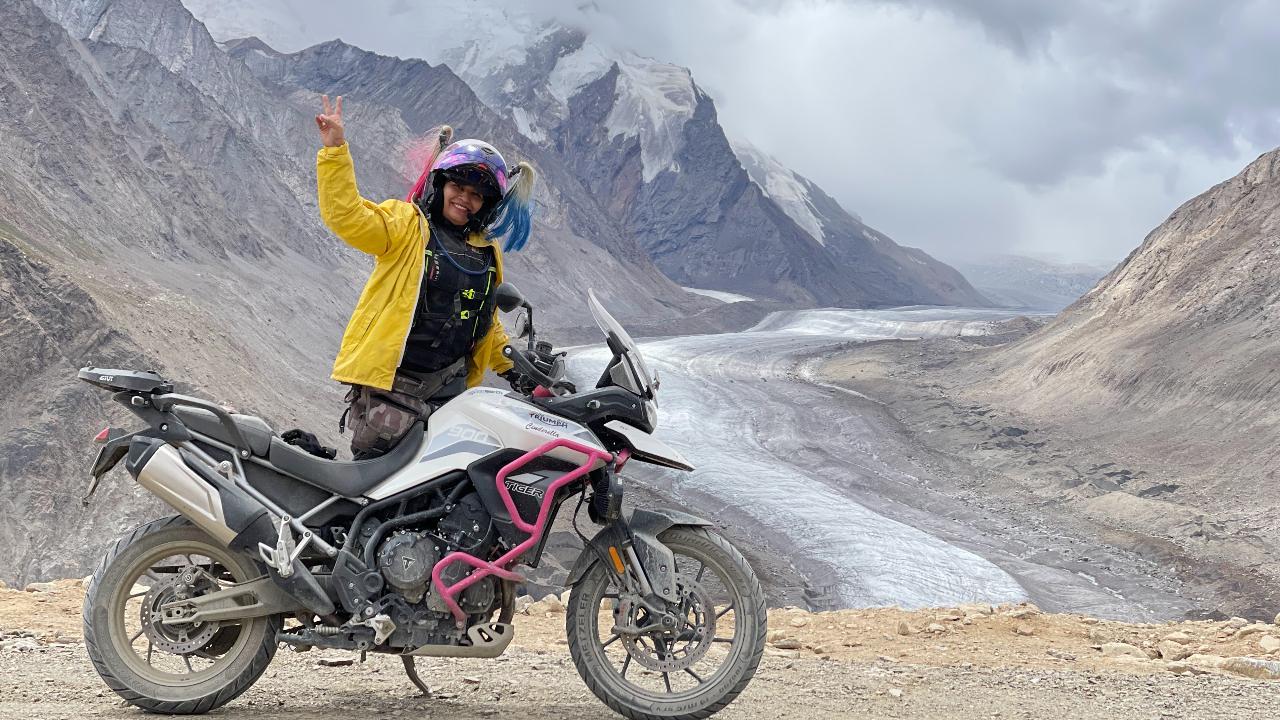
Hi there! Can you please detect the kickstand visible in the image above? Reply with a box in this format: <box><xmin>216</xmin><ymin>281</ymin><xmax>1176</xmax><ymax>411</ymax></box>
<box><xmin>401</xmin><ymin>656</ymin><xmax>432</xmax><ymax>698</ymax></box>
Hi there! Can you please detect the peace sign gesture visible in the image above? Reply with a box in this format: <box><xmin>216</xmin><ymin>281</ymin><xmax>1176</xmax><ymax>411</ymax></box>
<box><xmin>316</xmin><ymin>94</ymin><xmax>346</xmax><ymax>148</ymax></box>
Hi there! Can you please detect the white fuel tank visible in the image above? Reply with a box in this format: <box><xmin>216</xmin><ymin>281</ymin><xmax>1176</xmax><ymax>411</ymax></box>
<box><xmin>364</xmin><ymin>387</ymin><xmax>607</xmax><ymax>500</ymax></box>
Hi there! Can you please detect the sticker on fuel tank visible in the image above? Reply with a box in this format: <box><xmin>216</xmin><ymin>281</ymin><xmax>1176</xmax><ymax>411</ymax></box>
<box><xmin>504</xmin><ymin>478</ymin><xmax>545</xmax><ymax>501</ymax></box>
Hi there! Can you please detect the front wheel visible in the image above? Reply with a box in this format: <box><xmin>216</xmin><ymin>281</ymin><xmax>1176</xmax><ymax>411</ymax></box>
<box><xmin>567</xmin><ymin>526</ymin><xmax>767</xmax><ymax>720</ymax></box>
<box><xmin>83</xmin><ymin>516</ymin><xmax>282</xmax><ymax>714</ymax></box>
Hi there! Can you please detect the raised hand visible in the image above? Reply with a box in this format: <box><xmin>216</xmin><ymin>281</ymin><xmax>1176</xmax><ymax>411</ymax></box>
<box><xmin>315</xmin><ymin>94</ymin><xmax>345</xmax><ymax>148</ymax></box>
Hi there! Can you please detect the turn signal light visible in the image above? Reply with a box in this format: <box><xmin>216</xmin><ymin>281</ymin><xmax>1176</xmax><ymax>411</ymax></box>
<box><xmin>93</xmin><ymin>427</ymin><xmax>110</xmax><ymax>444</ymax></box>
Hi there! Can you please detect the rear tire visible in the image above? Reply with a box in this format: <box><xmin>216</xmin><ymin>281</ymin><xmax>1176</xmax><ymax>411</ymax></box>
<box><xmin>566</xmin><ymin>526</ymin><xmax>767</xmax><ymax>720</ymax></box>
<box><xmin>83</xmin><ymin>516</ymin><xmax>281</xmax><ymax>714</ymax></box>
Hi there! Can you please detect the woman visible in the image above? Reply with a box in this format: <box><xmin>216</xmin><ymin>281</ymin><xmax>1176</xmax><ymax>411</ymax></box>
<box><xmin>314</xmin><ymin>94</ymin><xmax>536</xmax><ymax>459</ymax></box>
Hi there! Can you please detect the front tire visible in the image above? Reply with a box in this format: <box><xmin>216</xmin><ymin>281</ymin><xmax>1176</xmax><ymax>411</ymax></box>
<box><xmin>566</xmin><ymin>526</ymin><xmax>767</xmax><ymax>720</ymax></box>
<box><xmin>83</xmin><ymin>516</ymin><xmax>281</xmax><ymax>714</ymax></box>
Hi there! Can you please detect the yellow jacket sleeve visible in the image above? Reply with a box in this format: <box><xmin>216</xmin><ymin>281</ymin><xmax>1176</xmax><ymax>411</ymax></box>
<box><xmin>467</xmin><ymin>312</ymin><xmax>516</xmax><ymax>387</ymax></box>
<box><xmin>317</xmin><ymin>143</ymin><xmax>412</xmax><ymax>257</ymax></box>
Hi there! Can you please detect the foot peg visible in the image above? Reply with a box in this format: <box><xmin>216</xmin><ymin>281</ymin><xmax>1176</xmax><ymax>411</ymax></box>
<box><xmin>258</xmin><ymin>515</ymin><xmax>312</xmax><ymax>578</ymax></box>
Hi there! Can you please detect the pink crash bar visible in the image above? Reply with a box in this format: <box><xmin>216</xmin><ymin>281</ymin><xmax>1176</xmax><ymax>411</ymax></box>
<box><xmin>429</xmin><ymin>437</ymin><xmax>614</xmax><ymax>625</ymax></box>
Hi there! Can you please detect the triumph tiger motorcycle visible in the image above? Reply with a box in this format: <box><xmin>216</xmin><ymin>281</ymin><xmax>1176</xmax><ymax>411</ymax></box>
<box><xmin>77</xmin><ymin>286</ymin><xmax>766</xmax><ymax>719</ymax></box>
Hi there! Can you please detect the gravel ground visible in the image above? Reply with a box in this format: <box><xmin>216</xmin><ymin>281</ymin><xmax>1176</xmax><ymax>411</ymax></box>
<box><xmin>3</xmin><ymin>640</ymin><xmax>1279</xmax><ymax>720</ymax></box>
<box><xmin>3</xmin><ymin>582</ymin><xmax>1280</xmax><ymax>719</ymax></box>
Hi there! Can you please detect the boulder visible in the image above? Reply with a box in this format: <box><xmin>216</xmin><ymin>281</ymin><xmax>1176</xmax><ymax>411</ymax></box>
<box><xmin>1258</xmin><ymin>636</ymin><xmax>1280</xmax><ymax>654</ymax></box>
<box><xmin>1162</xmin><ymin>631</ymin><xmax>1194</xmax><ymax>645</ymax></box>
<box><xmin>1157</xmin><ymin>640</ymin><xmax>1193</xmax><ymax>661</ymax></box>
<box><xmin>530</xmin><ymin>593</ymin><xmax>565</xmax><ymax>615</ymax></box>
<box><xmin>789</xmin><ymin>617</ymin><xmax>809</xmax><ymax>628</ymax></box>
<box><xmin>1234</xmin><ymin>624</ymin><xmax>1272</xmax><ymax>639</ymax></box>
<box><xmin>926</xmin><ymin>623</ymin><xmax>947</xmax><ymax>634</ymax></box>
<box><xmin>771</xmin><ymin>638</ymin><xmax>803</xmax><ymax>650</ymax></box>
<box><xmin>22</xmin><ymin>582</ymin><xmax>56</xmax><ymax>593</ymax></box>
<box><xmin>1220</xmin><ymin>657</ymin><xmax>1280</xmax><ymax>681</ymax></box>
<box><xmin>896</xmin><ymin>621</ymin><xmax>913</xmax><ymax>636</ymax></box>
<box><xmin>1225</xmin><ymin>617</ymin><xmax>1249</xmax><ymax>629</ymax></box>
<box><xmin>1100</xmin><ymin>643</ymin><xmax>1147</xmax><ymax>660</ymax></box>
<box><xmin>1186</xmin><ymin>654</ymin><xmax>1227</xmax><ymax>670</ymax></box>
<box><xmin>1014</xmin><ymin>625</ymin><xmax>1035</xmax><ymax>637</ymax></box>
<box><xmin>1274</xmin><ymin>612</ymin><xmax>1280</xmax><ymax>627</ymax></box>
<box><xmin>0</xmin><ymin>580</ymin><xmax>7</xmax><ymax>590</ymax></box>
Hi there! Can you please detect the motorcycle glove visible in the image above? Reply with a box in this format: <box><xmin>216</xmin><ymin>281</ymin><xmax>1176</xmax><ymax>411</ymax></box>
<box><xmin>281</xmin><ymin>428</ymin><xmax>338</xmax><ymax>460</ymax></box>
<box><xmin>498</xmin><ymin>369</ymin><xmax>536</xmax><ymax>395</ymax></box>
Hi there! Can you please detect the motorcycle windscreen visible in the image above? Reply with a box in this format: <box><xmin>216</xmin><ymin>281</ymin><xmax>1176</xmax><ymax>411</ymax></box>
<box><xmin>587</xmin><ymin>289</ymin><xmax>657</xmax><ymax>398</ymax></box>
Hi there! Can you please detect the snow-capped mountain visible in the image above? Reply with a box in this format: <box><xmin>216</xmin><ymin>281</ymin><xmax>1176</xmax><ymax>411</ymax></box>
<box><xmin>2</xmin><ymin>0</ymin><xmax>707</xmax><ymax>584</ymax></box>
<box><xmin>180</xmin><ymin>0</ymin><xmax>989</xmax><ymax>308</ymax></box>
<box><xmin>732</xmin><ymin>140</ymin><xmax>839</xmax><ymax>245</ymax></box>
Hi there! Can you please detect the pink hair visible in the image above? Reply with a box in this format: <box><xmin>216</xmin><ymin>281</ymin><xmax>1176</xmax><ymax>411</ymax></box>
<box><xmin>404</xmin><ymin>124</ymin><xmax>454</xmax><ymax>202</ymax></box>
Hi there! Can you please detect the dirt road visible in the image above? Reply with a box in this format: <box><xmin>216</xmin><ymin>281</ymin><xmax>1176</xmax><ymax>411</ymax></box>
<box><xmin>3</xmin><ymin>582</ymin><xmax>1279</xmax><ymax>719</ymax></box>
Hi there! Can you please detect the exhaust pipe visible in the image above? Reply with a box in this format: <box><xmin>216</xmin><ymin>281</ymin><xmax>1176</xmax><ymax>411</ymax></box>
<box><xmin>135</xmin><ymin>444</ymin><xmax>238</xmax><ymax>546</ymax></box>
<box><xmin>128</xmin><ymin>438</ymin><xmax>335</xmax><ymax>616</ymax></box>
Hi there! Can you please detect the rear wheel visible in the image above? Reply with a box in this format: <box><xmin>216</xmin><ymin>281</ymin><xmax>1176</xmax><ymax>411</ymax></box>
<box><xmin>83</xmin><ymin>516</ymin><xmax>281</xmax><ymax>714</ymax></box>
<box><xmin>567</xmin><ymin>526</ymin><xmax>767</xmax><ymax>720</ymax></box>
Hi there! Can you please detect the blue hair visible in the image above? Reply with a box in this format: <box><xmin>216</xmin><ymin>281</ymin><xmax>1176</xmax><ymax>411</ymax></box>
<box><xmin>489</xmin><ymin>161</ymin><xmax>536</xmax><ymax>253</ymax></box>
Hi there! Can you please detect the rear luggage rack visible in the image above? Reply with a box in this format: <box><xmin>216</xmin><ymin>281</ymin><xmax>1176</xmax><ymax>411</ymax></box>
<box><xmin>78</xmin><ymin>367</ymin><xmax>173</xmax><ymax>394</ymax></box>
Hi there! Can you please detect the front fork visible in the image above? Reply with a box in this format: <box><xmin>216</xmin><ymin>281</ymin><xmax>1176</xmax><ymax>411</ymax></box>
<box><xmin>567</xmin><ymin>507</ymin><xmax>714</xmax><ymax>625</ymax></box>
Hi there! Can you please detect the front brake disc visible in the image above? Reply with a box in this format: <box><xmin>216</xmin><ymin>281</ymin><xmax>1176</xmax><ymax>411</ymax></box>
<box><xmin>619</xmin><ymin>572</ymin><xmax>716</xmax><ymax>672</ymax></box>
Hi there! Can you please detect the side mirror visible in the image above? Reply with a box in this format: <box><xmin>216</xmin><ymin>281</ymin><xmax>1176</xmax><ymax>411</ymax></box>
<box><xmin>514</xmin><ymin>310</ymin><xmax>531</xmax><ymax>338</ymax></box>
<box><xmin>493</xmin><ymin>282</ymin><xmax>526</xmax><ymax>314</ymax></box>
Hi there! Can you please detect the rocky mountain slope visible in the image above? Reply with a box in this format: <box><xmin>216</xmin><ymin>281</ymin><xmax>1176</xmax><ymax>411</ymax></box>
<box><xmin>865</xmin><ymin>150</ymin><xmax>1280</xmax><ymax>619</ymax></box>
<box><xmin>4</xmin><ymin>583</ymin><xmax>1280</xmax><ymax>719</ymax></box>
<box><xmin>971</xmin><ymin>149</ymin><xmax>1280</xmax><ymax>485</ymax></box>
<box><xmin>0</xmin><ymin>0</ymin><xmax>707</xmax><ymax>586</ymax></box>
<box><xmin>954</xmin><ymin>255</ymin><xmax>1109</xmax><ymax>311</ymax></box>
<box><xmin>183</xmin><ymin>1</ymin><xmax>990</xmax><ymax>308</ymax></box>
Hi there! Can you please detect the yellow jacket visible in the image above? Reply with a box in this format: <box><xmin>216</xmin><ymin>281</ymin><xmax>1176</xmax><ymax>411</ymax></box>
<box><xmin>317</xmin><ymin>142</ymin><xmax>514</xmax><ymax>391</ymax></box>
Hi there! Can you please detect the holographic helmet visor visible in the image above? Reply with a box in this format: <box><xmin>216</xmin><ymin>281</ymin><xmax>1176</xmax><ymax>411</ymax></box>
<box><xmin>431</xmin><ymin>139</ymin><xmax>509</xmax><ymax>197</ymax></box>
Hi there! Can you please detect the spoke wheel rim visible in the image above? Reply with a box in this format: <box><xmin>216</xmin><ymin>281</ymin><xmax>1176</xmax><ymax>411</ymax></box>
<box><xmin>107</xmin><ymin>539</ymin><xmax>255</xmax><ymax>687</ymax></box>
<box><xmin>585</xmin><ymin>543</ymin><xmax>748</xmax><ymax>702</ymax></box>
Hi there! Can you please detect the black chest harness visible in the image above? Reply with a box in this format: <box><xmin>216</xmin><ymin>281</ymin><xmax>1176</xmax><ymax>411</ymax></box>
<box><xmin>399</xmin><ymin>221</ymin><xmax>497</xmax><ymax>376</ymax></box>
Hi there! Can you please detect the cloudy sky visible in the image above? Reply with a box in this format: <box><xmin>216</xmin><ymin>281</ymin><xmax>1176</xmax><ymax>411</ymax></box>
<box><xmin>185</xmin><ymin>0</ymin><xmax>1280</xmax><ymax>267</ymax></box>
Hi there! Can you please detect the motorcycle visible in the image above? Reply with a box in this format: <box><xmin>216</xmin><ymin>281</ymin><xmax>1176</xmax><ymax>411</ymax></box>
<box><xmin>77</xmin><ymin>285</ymin><xmax>766</xmax><ymax>719</ymax></box>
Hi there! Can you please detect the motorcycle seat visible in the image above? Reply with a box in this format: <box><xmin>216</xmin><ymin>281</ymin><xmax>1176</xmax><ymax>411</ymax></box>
<box><xmin>266</xmin><ymin>423</ymin><xmax>424</xmax><ymax>498</ymax></box>
<box><xmin>173</xmin><ymin>407</ymin><xmax>275</xmax><ymax>457</ymax></box>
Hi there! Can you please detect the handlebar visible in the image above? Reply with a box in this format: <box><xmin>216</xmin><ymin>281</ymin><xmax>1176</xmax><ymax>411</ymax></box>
<box><xmin>502</xmin><ymin>345</ymin><xmax>574</xmax><ymax>396</ymax></box>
